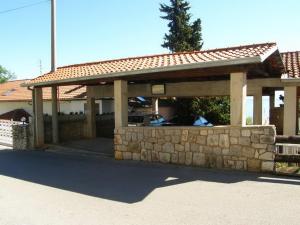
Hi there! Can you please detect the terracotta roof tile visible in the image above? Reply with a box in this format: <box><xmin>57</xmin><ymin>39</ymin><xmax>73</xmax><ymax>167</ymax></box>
<box><xmin>25</xmin><ymin>42</ymin><xmax>277</xmax><ymax>86</ymax></box>
<box><xmin>281</xmin><ymin>51</ymin><xmax>300</xmax><ymax>78</ymax></box>
<box><xmin>0</xmin><ymin>80</ymin><xmax>86</xmax><ymax>101</ymax></box>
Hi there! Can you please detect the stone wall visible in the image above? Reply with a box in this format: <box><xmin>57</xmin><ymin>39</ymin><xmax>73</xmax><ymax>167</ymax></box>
<box><xmin>44</xmin><ymin>114</ymin><xmax>114</xmax><ymax>143</ymax></box>
<box><xmin>12</xmin><ymin>124</ymin><xmax>33</xmax><ymax>150</ymax></box>
<box><xmin>114</xmin><ymin>126</ymin><xmax>276</xmax><ymax>172</ymax></box>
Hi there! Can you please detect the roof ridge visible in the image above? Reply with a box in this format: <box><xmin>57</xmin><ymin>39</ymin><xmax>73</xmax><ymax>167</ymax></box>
<box><xmin>281</xmin><ymin>51</ymin><xmax>300</xmax><ymax>54</ymax></box>
<box><xmin>4</xmin><ymin>79</ymin><xmax>30</xmax><ymax>83</ymax></box>
<box><xmin>56</xmin><ymin>42</ymin><xmax>276</xmax><ymax>70</ymax></box>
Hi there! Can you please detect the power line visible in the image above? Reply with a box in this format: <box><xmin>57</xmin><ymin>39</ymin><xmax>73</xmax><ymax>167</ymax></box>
<box><xmin>0</xmin><ymin>0</ymin><xmax>50</xmax><ymax>15</ymax></box>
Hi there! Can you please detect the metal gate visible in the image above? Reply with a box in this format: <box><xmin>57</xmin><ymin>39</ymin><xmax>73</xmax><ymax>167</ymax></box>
<box><xmin>275</xmin><ymin>136</ymin><xmax>300</xmax><ymax>175</ymax></box>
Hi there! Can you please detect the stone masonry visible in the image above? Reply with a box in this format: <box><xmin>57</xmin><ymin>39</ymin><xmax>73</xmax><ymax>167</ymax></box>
<box><xmin>114</xmin><ymin>126</ymin><xmax>276</xmax><ymax>172</ymax></box>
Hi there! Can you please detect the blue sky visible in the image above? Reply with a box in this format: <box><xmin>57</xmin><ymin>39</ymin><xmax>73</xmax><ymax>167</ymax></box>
<box><xmin>1</xmin><ymin>0</ymin><xmax>300</xmax><ymax>79</ymax></box>
<box><xmin>0</xmin><ymin>0</ymin><xmax>295</xmax><ymax>120</ymax></box>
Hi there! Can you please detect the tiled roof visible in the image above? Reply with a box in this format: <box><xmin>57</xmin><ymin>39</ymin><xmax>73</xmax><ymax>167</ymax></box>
<box><xmin>24</xmin><ymin>42</ymin><xmax>278</xmax><ymax>86</ymax></box>
<box><xmin>281</xmin><ymin>51</ymin><xmax>300</xmax><ymax>78</ymax></box>
<box><xmin>0</xmin><ymin>80</ymin><xmax>86</xmax><ymax>102</ymax></box>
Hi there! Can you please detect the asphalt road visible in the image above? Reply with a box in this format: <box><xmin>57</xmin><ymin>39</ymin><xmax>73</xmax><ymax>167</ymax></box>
<box><xmin>0</xmin><ymin>148</ymin><xmax>300</xmax><ymax>225</ymax></box>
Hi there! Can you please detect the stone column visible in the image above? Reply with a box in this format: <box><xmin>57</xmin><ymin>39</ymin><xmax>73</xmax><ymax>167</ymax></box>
<box><xmin>34</xmin><ymin>87</ymin><xmax>44</xmax><ymax>147</ymax></box>
<box><xmin>253</xmin><ymin>87</ymin><xmax>263</xmax><ymax>125</ymax></box>
<box><xmin>86</xmin><ymin>86</ymin><xmax>96</xmax><ymax>138</ymax></box>
<box><xmin>51</xmin><ymin>86</ymin><xmax>59</xmax><ymax>143</ymax></box>
<box><xmin>230</xmin><ymin>72</ymin><xmax>247</xmax><ymax>126</ymax></box>
<box><xmin>152</xmin><ymin>98</ymin><xmax>159</xmax><ymax>114</ymax></box>
<box><xmin>114</xmin><ymin>80</ymin><xmax>128</xmax><ymax>128</ymax></box>
<box><xmin>283</xmin><ymin>86</ymin><xmax>297</xmax><ymax>136</ymax></box>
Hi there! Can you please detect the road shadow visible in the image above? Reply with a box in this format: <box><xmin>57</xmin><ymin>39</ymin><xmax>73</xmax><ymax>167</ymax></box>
<box><xmin>0</xmin><ymin>149</ymin><xmax>299</xmax><ymax>203</ymax></box>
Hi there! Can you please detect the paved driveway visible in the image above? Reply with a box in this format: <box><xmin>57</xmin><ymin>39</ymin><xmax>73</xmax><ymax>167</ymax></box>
<box><xmin>0</xmin><ymin>148</ymin><xmax>300</xmax><ymax>225</ymax></box>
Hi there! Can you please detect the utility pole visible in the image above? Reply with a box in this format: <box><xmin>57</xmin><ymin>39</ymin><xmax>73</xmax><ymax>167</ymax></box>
<box><xmin>51</xmin><ymin>0</ymin><xmax>59</xmax><ymax>144</ymax></box>
<box><xmin>51</xmin><ymin>0</ymin><xmax>56</xmax><ymax>72</ymax></box>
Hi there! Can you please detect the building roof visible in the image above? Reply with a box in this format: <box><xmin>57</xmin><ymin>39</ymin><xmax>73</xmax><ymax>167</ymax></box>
<box><xmin>0</xmin><ymin>80</ymin><xmax>86</xmax><ymax>102</ymax></box>
<box><xmin>0</xmin><ymin>109</ymin><xmax>31</xmax><ymax>121</ymax></box>
<box><xmin>281</xmin><ymin>51</ymin><xmax>300</xmax><ymax>78</ymax></box>
<box><xmin>23</xmin><ymin>42</ymin><xmax>280</xmax><ymax>87</ymax></box>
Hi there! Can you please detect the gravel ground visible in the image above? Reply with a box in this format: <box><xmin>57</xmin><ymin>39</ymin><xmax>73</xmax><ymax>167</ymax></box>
<box><xmin>0</xmin><ymin>148</ymin><xmax>300</xmax><ymax>225</ymax></box>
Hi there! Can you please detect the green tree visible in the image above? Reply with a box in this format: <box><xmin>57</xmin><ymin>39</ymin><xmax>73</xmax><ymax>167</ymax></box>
<box><xmin>192</xmin><ymin>97</ymin><xmax>230</xmax><ymax>125</ymax></box>
<box><xmin>160</xmin><ymin>0</ymin><xmax>203</xmax><ymax>52</ymax></box>
<box><xmin>160</xmin><ymin>0</ymin><xmax>230</xmax><ymax>125</ymax></box>
<box><xmin>0</xmin><ymin>65</ymin><xmax>15</xmax><ymax>83</ymax></box>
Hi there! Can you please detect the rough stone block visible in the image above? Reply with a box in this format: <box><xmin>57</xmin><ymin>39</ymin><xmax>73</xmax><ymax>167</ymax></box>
<box><xmin>247</xmin><ymin>159</ymin><xmax>261</xmax><ymax>172</ymax></box>
<box><xmin>239</xmin><ymin>137</ymin><xmax>251</xmax><ymax>146</ymax></box>
<box><xmin>152</xmin><ymin>151</ymin><xmax>159</xmax><ymax>162</ymax></box>
<box><xmin>185</xmin><ymin>142</ymin><xmax>190</xmax><ymax>151</ymax></box>
<box><xmin>131</xmin><ymin>132</ymin><xmax>137</xmax><ymax>141</ymax></box>
<box><xmin>153</xmin><ymin>143</ymin><xmax>162</xmax><ymax>152</ymax></box>
<box><xmin>191</xmin><ymin>143</ymin><xmax>199</xmax><ymax>152</ymax></box>
<box><xmin>207</xmin><ymin>134</ymin><xmax>219</xmax><ymax>146</ymax></box>
<box><xmin>236</xmin><ymin>161</ymin><xmax>244</xmax><ymax>170</ymax></box>
<box><xmin>260</xmin><ymin>135</ymin><xmax>275</xmax><ymax>144</ymax></box>
<box><xmin>241</xmin><ymin>129</ymin><xmax>251</xmax><ymax>137</ymax></box>
<box><xmin>181</xmin><ymin>129</ymin><xmax>189</xmax><ymax>142</ymax></box>
<box><xmin>213</xmin><ymin>147</ymin><xmax>222</xmax><ymax>155</ymax></box>
<box><xmin>162</xmin><ymin>143</ymin><xmax>174</xmax><ymax>153</ymax></box>
<box><xmin>230</xmin><ymin>128</ymin><xmax>240</xmax><ymax>137</ymax></box>
<box><xmin>123</xmin><ymin>152</ymin><xmax>132</xmax><ymax>160</ymax></box>
<box><xmin>242</xmin><ymin>147</ymin><xmax>255</xmax><ymax>158</ymax></box>
<box><xmin>145</xmin><ymin>142</ymin><xmax>153</xmax><ymax>150</ymax></box>
<box><xmin>115</xmin><ymin>151</ymin><xmax>123</xmax><ymax>160</ymax></box>
<box><xmin>192</xmin><ymin>153</ymin><xmax>205</xmax><ymax>166</ymax></box>
<box><xmin>171</xmin><ymin>153</ymin><xmax>178</xmax><ymax>164</ymax></box>
<box><xmin>128</xmin><ymin>142</ymin><xmax>140</xmax><ymax>153</ymax></box>
<box><xmin>252</xmin><ymin>143</ymin><xmax>267</xmax><ymax>149</ymax></box>
<box><xmin>172</xmin><ymin>135</ymin><xmax>181</xmax><ymax>144</ymax></box>
<box><xmin>114</xmin><ymin>135</ymin><xmax>122</xmax><ymax>145</ymax></box>
<box><xmin>196</xmin><ymin>136</ymin><xmax>206</xmax><ymax>145</ymax></box>
<box><xmin>141</xmin><ymin>149</ymin><xmax>148</xmax><ymax>161</ymax></box>
<box><xmin>216</xmin><ymin>156</ymin><xmax>223</xmax><ymax>168</ymax></box>
<box><xmin>230</xmin><ymin>137</ymin><xmax>238</xmax><ymax>145</ymax></box>
<box><xmin>175</xmin><ymin>144</ymin><xmax>185</xmax><ymax>152</ymax></box>
<box><xmin>222</xmin><ymin>148</ymin><xmax>230</xmax><ymax>155</ymax></box>
<box><xmin>250</xmin><ymin>134</ymin><xmax>260</xmax><ymax>143</ymax></box>
<box><xmin>259</xmin><ymin>152</ymin><xmax>274</xmax><ymax>160</ymax></box>
<box><xmin>132</xmin><ymin>153</ymin><xmax>141</xmax><ymax>161</ymax></box>
<box><xmin>261</xmin><ymin>161</ymin><xmax>274</xmax><ymax>172</ymax></box>
<box><xmin>185</xmin><ymin>152</ymin><xmax>193</xmax><ymax>165</ymax></box>
<box><xmin>219</xmin><ymin>134</ymin><xmax>229</xmax><ymax>148</ymax></box>
<box><xmin>159</xmin><ymin>152</ymin><xmax>171</xmax><ymax>163</ymax></box>
<box><xmin>200</xmin><ymin>130</ymin><xmax>208</xmax><ymax>136</ymax></box>
<box><xmin>229</xmin><ymin>145</ymin><xmax>242</xmax><ymax>156</ymax></box>
<box><xmin>178</xmin><ymin>152</ymin><xmax>186</xmax><ymax>164</ymax></box>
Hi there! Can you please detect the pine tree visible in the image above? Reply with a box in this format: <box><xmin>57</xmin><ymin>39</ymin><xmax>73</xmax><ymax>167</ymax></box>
<box><xmin>160</xmin><ymin>0</ymin><xmax>230</xmax><ymax>125</ymax></box>
<box><xmin>160</xmin><ymin>0</ymin><xmax>203</xmax><ymax>52</ymax></box>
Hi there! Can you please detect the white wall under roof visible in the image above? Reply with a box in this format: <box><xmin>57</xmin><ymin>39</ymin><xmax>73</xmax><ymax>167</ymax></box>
<box><xmin>0</xmin><ymin>99</ymin><xmax>114</xmax><ymax>119</ymax></box>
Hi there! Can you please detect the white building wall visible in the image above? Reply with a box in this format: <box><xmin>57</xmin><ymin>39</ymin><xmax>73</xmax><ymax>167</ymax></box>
<box><xmin>0</xmin><ymin>99</ymin><xmax>114</xmax><ymax>117</ymax></box>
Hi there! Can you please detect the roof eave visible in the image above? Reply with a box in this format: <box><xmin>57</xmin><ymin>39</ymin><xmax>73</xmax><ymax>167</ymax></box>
<box><xmin>21</xmin><ymin>56</ymin><xmax>266</xmax><ymax>88</ymax></box>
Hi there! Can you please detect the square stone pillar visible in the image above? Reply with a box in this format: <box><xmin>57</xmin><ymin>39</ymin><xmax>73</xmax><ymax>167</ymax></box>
<box><xmin>230</xmin><ymin>72</ymin><xmax>247</xmax><ymax>126</ymax></box>
<box><xmin>51</xmin><ymin>86</ymin><xmax>59</xmax><ymax>143</ymax></box>
<box><xmin>114</xmin><ymin>80</ymin><xmax>128</xmax><ymax>128</ymax></box>
<box><xmin>283</xmin><ymin>86</ymin><xmax>297</xmax><ymax>136</ymax></box>
<box><xmin>34</xmin><ymin>87</ymin><xmax>44</xmax><ymax>147</ymax></box>
<box><xmin>86</xmin><ymin>86</ymin><xmax>96</xmax><ymax>138</ymax></box>
<box><xmin>253</xmin><ymin>87</ymin><xmax>263</xmax><ymax>125</ymax></box>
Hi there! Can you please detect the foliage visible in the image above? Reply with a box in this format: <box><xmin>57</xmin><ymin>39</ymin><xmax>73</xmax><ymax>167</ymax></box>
<box><xmin>160</xmin><ymin>1</ymin><xmax>229</xmax><ymax>125</ymax></box>
<box><xmin>246</xmin><ymin>116</ymin><xmax>253</xmax><ymax>125</ymax></box>
<box><xmin>0</xmin><ymin>65</ymin><xmax>15</xmax><ymax>83</ymax></box>
<box><xmin>192</xmin><ymin>97</ymin><xmax>230</xmax><ymax>125</ymax></box>
<box><xmin>160</xmin><ymin>0</ymin><xmax>203</xmax><ymax>52</ymax></box>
